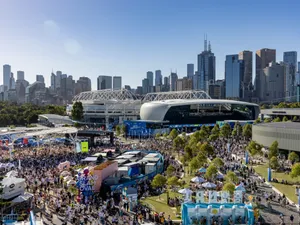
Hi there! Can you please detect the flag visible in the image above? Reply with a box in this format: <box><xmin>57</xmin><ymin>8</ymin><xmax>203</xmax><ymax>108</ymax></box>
<box><xmin>19</xmin><ymin>159</ymin><xmax>21</xmax><ymax>170</ymax></box>
<box><xmin>23</xmin><ymin>138</ymin><xmax>28</xmax><ymax>144</ymax></box>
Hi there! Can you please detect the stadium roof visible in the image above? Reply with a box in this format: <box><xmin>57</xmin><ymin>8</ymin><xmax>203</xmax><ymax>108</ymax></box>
<box><xmin>72</xmin><ymin>89</ymin><xmax>141</xmax><ymax>102</ymax></box>
<box><xmin>72</xmin><ymin>89</ymin><xmax>212</xmax><ymax>103</ymax></box>
<box><xmin>254</xmin><ymin>122</ymin><xmax>300</xmax><ymax>130</ymax></box>
<box><xmin>24</xmin><ymin>127</ymin><xmax>78</xmax><ymax>137</ymax></box>
<box><xmin>143</xmin><ymin>99</ymin><xmax>258</xmax><ymax>106</ymax></box>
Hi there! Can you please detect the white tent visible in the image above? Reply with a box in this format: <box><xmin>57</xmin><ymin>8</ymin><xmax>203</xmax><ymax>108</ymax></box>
<box><xmin>202</xmin><ymin>182</ymin><xmax>217</xmax><ymax>189</ymax></box>
<box><xmin>191</xmin><ymin>176</ymin><xmax>205</xmax><ymax>183</ymax></box>
<box><xmin>1</xmin><ymin>177</ymin><xmax>25</xmax><ymax>200</ymax></box>
<box><xmin>178</xmin><ymin>188</ymin><xmax>193</xmax><ymax>194</ymax></box>
<box><xmin>11</xmin><ymin>193</ymin><xmax>34</xmax><ymax>203</ymax></box>
<box><xmin>5</xmin><ymin>170</ymin><xmax>18</xmax><ymax>178</ymax></box>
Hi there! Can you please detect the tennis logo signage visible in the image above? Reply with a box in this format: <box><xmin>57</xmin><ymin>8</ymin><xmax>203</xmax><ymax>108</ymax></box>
<box><xmin>81</xmin><ymin>142</ymin><xmax>89</xmax><ymax>153</ymax></box>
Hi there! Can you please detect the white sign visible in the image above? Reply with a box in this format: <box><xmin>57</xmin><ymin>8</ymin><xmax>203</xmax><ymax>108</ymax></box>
<box><xmin>221</xmin><ymin>191</ymin><xmax>229</xmax><ymax>203</ymax></box>
<box><xmin>209</xmin><ymin>191</ymin><xmax>218</xmax><ymax>203</ymax></box>
<box><xmin>196</xmin><ymin>191</ymin><xmax>204</xmax><ymax>203</ymax></box>
<box><xmin>234</xmin><ymin>191</ymin><xmax>243</xmax><ymax>203</ymax></box>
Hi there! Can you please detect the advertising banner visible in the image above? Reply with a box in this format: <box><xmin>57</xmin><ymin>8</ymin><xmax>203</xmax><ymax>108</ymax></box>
<box><xmin>81</xmin><ymin>142</ymin><xmax>89</xmax><ymax>153</ymax></box>
<box><xmin>234</xmin><ymin>190</ymin><xmax>243</xmax><ymax>203</ymax></box>
<box><xmin>196</xmin><ymin>191</ymin><xmax>204</xmax><ymax>203</ymax></box>
<box><xmin>221</xmin><ymin>191</ymin><xmax>229</xmax><ymax>203</ymax></box>
<box><xmin>208</xmin><ymin>191</ymin><xmax>218</xmax><ymax>203</ymax></box>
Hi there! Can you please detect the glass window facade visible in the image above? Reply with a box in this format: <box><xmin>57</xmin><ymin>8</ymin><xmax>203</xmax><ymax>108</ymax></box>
<box><xmin>163</xmin><ymin>103</ymin><xmax>259</xmax><ymax>124</ymax></box>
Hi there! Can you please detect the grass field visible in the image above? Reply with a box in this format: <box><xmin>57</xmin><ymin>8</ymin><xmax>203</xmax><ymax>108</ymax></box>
<box><xmin>140</xmin><ymin>192</ymin><xmax>182</xmax><ymax>220</ymax></box>
<box><xmin>254</xmin><ymin>164</ymin><xmax>298</xmax><ymax>203</ymax></box>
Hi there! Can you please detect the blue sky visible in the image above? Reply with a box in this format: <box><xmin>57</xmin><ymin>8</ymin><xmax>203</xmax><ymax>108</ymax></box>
<box><xmin>0</xmin><ymin>0</ymin><xmax>299</xmax><ymax>90</ymax></box>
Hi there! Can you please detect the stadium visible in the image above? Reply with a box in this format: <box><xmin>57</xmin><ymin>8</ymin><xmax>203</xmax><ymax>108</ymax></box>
<box><xmin>70</xmin><ymin>89</ymin><xmax>259</xmax><ymax>132</ymax></box>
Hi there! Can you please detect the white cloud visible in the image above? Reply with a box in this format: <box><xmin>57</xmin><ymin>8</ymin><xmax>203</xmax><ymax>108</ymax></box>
<box><xmin>43</xmin><ymin>20</ymin><xmax>60</xmax><ymax>37</ymax></box>
<box><xmin>64</xmin><ymin>39</ymin><xmax>82</xmax><ymax>55</ymax></box>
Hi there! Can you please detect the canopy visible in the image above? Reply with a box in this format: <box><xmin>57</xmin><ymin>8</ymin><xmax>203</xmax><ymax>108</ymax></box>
<box><xmin>11</xmin><ymin>193</ymin><xmax>33</xmax><ymax>203</ymax></box>
<box><xmin>198</xmin><ymin>167</ymin><xmax>206</xmax><ymax>173</ymax></box>
<box><xmin>202</xmin><ymin>182</ymin><xmax>217</xmax><ymax>189</ymax></box>
<box><xmin>191</xmin><ymin>176</ymin><xmax>205</xmax><ymax>183</ymax></box>
<box><xmin>216</xmin><ymin>173</ymin><xmax>224</xmax><ymax>179</ymax></box>
<box><xmin>235</xmin><ymin>184</ymin><xmax>246</xmax><ymax>192</ymax></box>
<box><xmin>178</xmin><ymin>188</ymin><xmax>193</xmax><ymax>194</ymax></box>
<box><xmin>5</xmin><ymin>170</ymin><xmax>18</xmax><ymax>178</ymax></box>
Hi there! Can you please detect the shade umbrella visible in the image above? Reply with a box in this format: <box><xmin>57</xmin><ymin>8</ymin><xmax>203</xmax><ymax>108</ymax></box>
<box><xmin>202</xmin><ymin>182</ymin><xmax>217</xmax><ymax>189</ymax></box>
<box><xmin>216</xmin><ymin>173</ymin><xmax>224</xmax><ymax>179</ymax></box>
<box><xmin>60</xmin><ymin>171</ymin><xmax>71</xmax><ymax>177</ymax></box>
<box><xmin>191</xmin><ymin>176</ymin><xmax>205</xmax><ymax>183</ymax></box>
<box><xmin>178</xmin><ymin>188</ymin><xmax>193</xmax><ymax>195</ymax></box>
<box><xmin>198</xmin><ymin>167</ymin><xmax>206</xmax><ymax>173</ymax></box>
<box><xmin>235</xmin><ymin>184</ymin><xmax>246</xmax><ymax>192</ymax></box>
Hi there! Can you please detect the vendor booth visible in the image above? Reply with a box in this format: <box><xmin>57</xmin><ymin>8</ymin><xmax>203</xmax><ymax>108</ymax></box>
<box><xmin>1</xmin><ymin>177</ymin><xmax>25</xmax><ymax>200</ymax></box>
<box><xmin>122</xmin><ymin>187</ymin><xmax>138</xmax><ymax>211</ymax></box>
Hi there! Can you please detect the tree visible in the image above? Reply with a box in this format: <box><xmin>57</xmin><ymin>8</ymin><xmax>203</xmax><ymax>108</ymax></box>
<box><xmin>169</xmin><ymin>129</ymin><xmax>178</xmax><ymax>140</ymax></box>
<box><xmin>184</xmin><ymin>146</ymin><xmax>193</xmax><ymax>160</ymax></box>
<box><xmin>232</xmin><ymin>122</ymin><xmax>242</xmax><ymax>137</ymax></box>
<box><xmin>264</xmin><ymin>118</ymin><xmax>271</xmax><ymax>123</ymax></box>
<box><xmin>167</xmin><ymin>176</ymin><xmax>179</xmax><ymax>186</ymax></box>
<box><xmin>173</xmin><ymin>136</ymin><xmax>185</xmax><ymax>156</ymax></box>
<box><xmin>242</xmin><ymin>124</ymin><xmax>252</xmax><ymax>139</ymax></box>
<box><xmin>273</xmin><ymin>117</ymin><xmax>281</xmax><ymax>122</ymax></box>
<box><xmin>71</xmin><ymin>101</ymin><xmax>84</xmax><ymax>121</ymax></box>
<box><xmin>151</xmin><ymin>174</ymin><xmax>167</xmax><ymax>188</ymax></box>
<box><xmin>204</xmin><ymin>164</ymin><xmax>218</xmax><ymax>180</ymax></box>
<box><xmin>121</xmin><ymin>124</ymin><xmax>127</xmax><ymax>134</ymax></box>
<box><xmin>212</xmin><ymin>157</ymin><xmax>224</xmax><ymax>169</ymax></box>
<box><xmin>254</xmin><ymin>118</ymin><xmax>261</xmax><ymax>124</ymax></box>
<box><xmin>220</xmin><ymin>123</ymin><xmax>231</xmax><ymax>138</ymax></box>
<box><xmin>155</xmin><ymin>133</ymin><xmax>161</xmax><ymax>139</ymax></box>
<box><xmin>199</xmin><ymin>126</ymin><xmax>209</xmax><ymax>139</ymax></box>
<box><xmin>196</xmin><ymin>151</ymin><xmax>207</xmax><ymax>167</ymax></box>
<box><xmin>211</xmin><ymin>124</ymin><xmax>220</xmax><ymax>136</ymax></box>
<box><xmin>291</xmin><ymin>163</ymin><xmax>300</xmax><ymax>178</ymax></box>
<box><xmin>209</xmin><ymin>133</ymin><xmax>219</xmax><ymax>141</ymax></box>
<box><xmin>288</xmin><ymin>152</ymin><xmax>300</xmax><ymax>164</ymax></box>
<box><xmin>189</xmin><ymin>157</ymin><xmax>201</xmax><ymax>172</ymax></box>
<box><xmin>270</xmin><ymin>156</ymin><xmax>280</xmax><ymax>170</ymax></box>
<box><xmin>116</xmin><ymin>125</ymin><xmax>121</xmax><ymax>136</ymax></box>
<box><xmin>282</xmin><ymin>116</ymin><xmax>289</xmax><ymax>122</ymax></box>
<box><xmin>200</xmin><ymin>143</ymin><xmax>214</xmax><ymax>157</ymax></box>
<box><xmin>163</xmin><ymin>132</ymin><xmax>168</xmax><ymax>138</ymax></box>
<box><xmin>225</xmin><ymin>171</ymin><xmax>239</xmax><ymax>184</ymax></box>
<box><xmin>269</xmin><ymin>141</ymin><xmax>279</xmax><ymax>159</ymax></box>
<box><xmin>166</xmin><ymin>165</ymin><xmax>176</xmax><ymax>177</ymax></box>
<box><xmin>293</xmin><ymin>116</ymin><xmax>298</xmax><ymax>121</ymax></box>
<box><xmin>222</xmin><ymin>182</ymin><xmax>235</xmax><ymax>195</ymax></box>
<box><xmin>247</xmin><ymin>140</ymin><xmax>263</xmax><ymax>157</ymax></box>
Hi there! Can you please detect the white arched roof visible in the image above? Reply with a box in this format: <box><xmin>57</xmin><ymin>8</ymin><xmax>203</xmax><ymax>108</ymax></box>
<box><xmin>140</xmin><ymin>99</ymin><xmax>259</xmax><ymax>121</ymax></box>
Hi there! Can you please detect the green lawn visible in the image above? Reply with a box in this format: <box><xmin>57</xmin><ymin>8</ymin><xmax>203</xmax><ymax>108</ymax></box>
<box><xmin>140</xmin><ymin>192</ymin><xmax>182</xmax><ymax>220</ymax></box>
<box><xmin>254</xmin><ymin>164</ymin><xmax>298</xmax><ymax>203</ymax></box>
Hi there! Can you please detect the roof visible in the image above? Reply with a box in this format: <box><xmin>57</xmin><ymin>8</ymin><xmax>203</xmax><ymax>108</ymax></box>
<box><xmin>255</xmin><ymin>122</ymin><xmax>300</xmax><ymax>130</ymax></box>
<box><xmin>144</xmin><ymin>99</ymin><xmax>258</xmax><ymax>107</ymax></box>
<box><xmin>24</xmin><ymin>127</ymin><xmax>78</xmax><ymax>136</ymax></box>
<box><xmin>261</xmin><ymin>108</ymin><xmax>300</xmax><ymax>116</ymax></box>
<box><xmin>39</xmin><ymin>114</ymin><xmax>73</xmax><ymax>125</ymax></box>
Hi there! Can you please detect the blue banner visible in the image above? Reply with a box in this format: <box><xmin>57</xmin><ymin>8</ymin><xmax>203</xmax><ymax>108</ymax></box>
<box><xmin>267</xmin><ymin>168</ymin><xmax>272</xmax><ymax>182</ymax></box>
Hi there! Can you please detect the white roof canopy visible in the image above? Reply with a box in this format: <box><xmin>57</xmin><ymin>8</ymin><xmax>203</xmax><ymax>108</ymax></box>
<box><xmin>24</xmin><ymin>127</ymin><xmax>78</xmax><ymax>137</ymax></box>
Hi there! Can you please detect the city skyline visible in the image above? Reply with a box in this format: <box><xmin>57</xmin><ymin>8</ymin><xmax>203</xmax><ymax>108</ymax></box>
<box><xmin>0</xmin><ymin>0</ymin><xmax>299</xmax><ymax>90</ymax></box>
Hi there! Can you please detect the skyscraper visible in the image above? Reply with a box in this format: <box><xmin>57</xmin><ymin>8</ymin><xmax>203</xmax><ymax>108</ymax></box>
<box><xmin>113</xmin><ymin>76</ymin><xmax>122</xmax><ymax>90</ymax></box>
<box><xmin>17</xmin><ymin>71</ymin><xmax>25</xmax><ymax>80</ymax></box>
<box><xmin>239</xmin><ymin>51</ymin><xmax>253</xmax><ymax>100</ymax></box>
<box><xmin>142</xmin><ymin>78</ymin><xmax>149</xmax><ymax>94</ymax></box>
<box><xmin>261</xmin><ymin>62</ymin><xmax>285</xmax><ymax>102</ymax></box>
<box><xmin>9</xmin><ymin>72</ymin><xmax>15</xmax><ymax>89</ymax></box>
<box><xmin>155</xmin><ymin>70</ymin><xmax>162</xmax><ymax>86</ymax></box>
<box><xmin>187</xmin><ymin>64</ymin><xmax>194</xmax><ymax>79</ymax></box>
<box><xmin>225</xmin><ymin>55</ymin><xmax>244</xmax><ymax>99</ymax></box>
<box><xmin>146</xmin><ymin>71</ymin><xmax>154</xmax><ymax>86</ymax></box>
<box><xmin>36</xmin><ymin>75</ymin><xmax>45</xmax><ymax>83</ymax></box>
<box><xmin>97</xmin><ymin>75</ymin><xmax>112</xmax><ymax>90</ymax></box>
<box><xmin>283</xmin><ymin>51</ymin><xmax>297</xmax><ymax>100</ymax></box>
<box><xmin>3</xmin><ymin>64</ymin><xmax>11</xmax><ymax>89</ymax></box>
<box><xmin>169</xmin><ymin>72</ymin><xmax>178</xmax><ymax>91</ymax></box>
<box><xmin>197</xmin><ymin>36</ymin><xmax>216</xmax><ymax>92</ymax></box>
<box><xmin>255</xmin><ymin>48</ymin><xmax>276</xmax><ymax>101</ymax></box>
